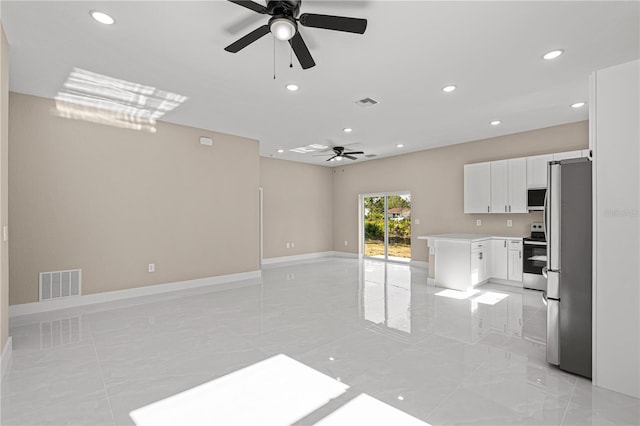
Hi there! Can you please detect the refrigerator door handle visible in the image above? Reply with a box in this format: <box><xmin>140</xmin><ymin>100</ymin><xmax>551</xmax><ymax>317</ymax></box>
<box><xmin>542</xmin><ymin>266</ymin><xmax>548</xmax><ymax>279</ymax></box>
<box><xmin>541</xmin><ymin>291</ymin><xmax>548</xmax><ymax>306</ymax></box>
<box><xmin>548</xmin><ymin>162</ymin><xmax>561</xmax><ymax>271</ymax></box>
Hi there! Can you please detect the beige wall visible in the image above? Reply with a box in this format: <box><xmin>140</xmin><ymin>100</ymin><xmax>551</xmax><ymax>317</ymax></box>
<box><xmin>260</xmin><ymin>157</ymin><xmax>333</xmax><ymax>259</ymax></box>
<box><xmin>9</xmin><ymin>93</ymin><xmax>260</xmax><ymax>305</ymax></box>
<box><xmin>1</xmin><ymin>24</ymin><xmax>9</xmax><ymax>350</ymax></box>
<box><xmin>333</xmin><ymin>121</ymin><xmax>589</xmax><ymax>262</ymax></box>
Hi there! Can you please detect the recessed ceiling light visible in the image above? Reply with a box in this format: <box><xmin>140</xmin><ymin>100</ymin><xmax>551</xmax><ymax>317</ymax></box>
<box><xmin>543</xmin><ymin>49</ymin><xmax>564</xmax><ymax>60</ymax></box>
<box><xmin>90</xmin><ymin>10</ymin><xmax>115</xmax><ymax>25</ymax></box>
<box><xmin>491</xmin><ymin>120</ymin><xmax>501</xmax><ymax>126</ymax></box>
<box><xmin>396</xmin><ymin>144</ymin><xmax>404</xmax><ymax>148</ymax></box>
<box><xmin>343</xmin><ymin>128</ymin><xmax>353</xmax><ymax>133</ymax></box>
<box><xmin>442</xmin><ymin>85</ymin><xmax>457</xmax><ymax>93</ymax></box>
<box><xmin>286</xmin><ymin>84</ymin><xmax>299</xmax><ymax>92</ymax></box>
<box><xmin>277</xmin><ymin>149</ymin><xmax>284</xmax><ymax>153</ymax></box>
<box><xmin>571</xmin><ymin>102</ymin><xmax>586</xmax><ymax>108</ymax></box>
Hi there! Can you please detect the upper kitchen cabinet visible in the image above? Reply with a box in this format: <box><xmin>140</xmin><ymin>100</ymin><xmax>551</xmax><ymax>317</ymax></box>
<box><xmin>464</xmin><ymin>162</ymin><xmax>491</xmax><ymax>213</ymax></box>
<box><xmin>490</xmin><ymin>158</ymin><xmax>527</xmax><ymax>213</ymax></box>
<box><xmin>527</xmin><ymin>154</ymin><xmax>554</xmax><ymax>188</ymax></box>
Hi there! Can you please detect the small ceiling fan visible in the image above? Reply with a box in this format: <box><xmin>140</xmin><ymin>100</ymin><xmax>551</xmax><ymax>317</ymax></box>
<box><xmin>321</xmin><ymin>146</ymin><xmax>365</xmax><ymax>162</ymax></box>
<box><xmin>224</xmin><ymin>0</ymin><xmax>368</xmax><ymax>69</ymax></box>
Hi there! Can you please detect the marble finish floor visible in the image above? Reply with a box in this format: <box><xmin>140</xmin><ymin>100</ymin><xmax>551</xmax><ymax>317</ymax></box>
<box><xmin>2</xmin><ymin>258</ymin><xmax>639</xmax><ymax>425</ymax></box>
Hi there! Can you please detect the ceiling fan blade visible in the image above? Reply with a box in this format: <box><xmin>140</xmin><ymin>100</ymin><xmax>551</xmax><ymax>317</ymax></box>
<box><xmin>289</xmin><ymin>32</ymin><xmax>316</xmax><ymax>69</ymax></box>
<box><xmin>224</xmin><ymin>25</ymin><xmax>270</xmax><ymax>53</ymax></box>
<box><xmin>326</xmin><ymin>155</ymin><xmax>338</xmax><ymax>162</ymax></box>
<box><xmin>344</xmin><ymin>155</ymin><xmax>358</xmax><ymax>160</ymax></box>
<box><xmin>344</xmin><ymin>151</ymin><xmax>364</xmax><ymax>155</ymax></box>
<box><xmin>299</xmin><ymin>13</ymin><xmax>367</xmax><ymax>34</ymax></box>
<box><xmin>227</xmin><ymin>0</ymin><xmax>268</xmax><ymax>14</ymax></box>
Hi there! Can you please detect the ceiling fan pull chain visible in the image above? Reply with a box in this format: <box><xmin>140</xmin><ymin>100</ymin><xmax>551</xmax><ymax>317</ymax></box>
<box><xmin>273</xmin><ymin>36</ymin><xmax>276</xmax><ymax>80</ymax></box>
<box><xmin>290</xmin><ymin>44</ymin><xmax>293</xmax><ymax>68</ymax></box>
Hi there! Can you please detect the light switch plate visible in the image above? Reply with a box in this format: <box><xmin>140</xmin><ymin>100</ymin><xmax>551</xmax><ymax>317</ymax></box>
<box><xmin>415</xmin><ymin>219</ymin><xmax>421</xmax><ymax>225</ymax></box>
<box><xmin>476</xmin><ymin>219</ymin><xmax>481</xmax><ymax>226</ymax></box>
<box><xmin>507</xmin><ymin>220</ymin><xmax>513</xmax><ymax>227</ymax></box>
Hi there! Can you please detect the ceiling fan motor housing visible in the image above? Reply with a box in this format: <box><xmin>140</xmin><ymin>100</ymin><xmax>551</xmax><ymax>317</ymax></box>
<box><xmin>267</xmin><ymin>0</ymin><xmax>301</xmax><ymax>18</ymax></box>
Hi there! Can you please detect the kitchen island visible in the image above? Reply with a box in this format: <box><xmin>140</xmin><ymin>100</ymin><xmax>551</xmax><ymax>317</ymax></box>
<box><xmin>418</xmin><ymin>234</ymin><xmax>524</xmax><ymax>291</ymax></box>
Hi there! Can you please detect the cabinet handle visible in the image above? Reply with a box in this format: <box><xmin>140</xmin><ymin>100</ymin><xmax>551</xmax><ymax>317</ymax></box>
<box><xmin>504</xmin><ymin>205</ymin><xmax>507</xmax><ymax>212</ymax></box>
<box><xmin>519</xmin><ymin>251</ymin><xmax>522</xmax><ymax>259</ymax></box>
<box><xmin>487</xmin><ymin>205</ymin><xmax>490</xmax><ymax>213</ymax></box>
<box><xmin>509</xmin><ymin>205</ymin><xmax>511</xmax><ymax>212</ymax></box>
<box><xmin>504</xmin><ymin>241</ymin><xmax>506</xmax><ymax>248</ymax></box>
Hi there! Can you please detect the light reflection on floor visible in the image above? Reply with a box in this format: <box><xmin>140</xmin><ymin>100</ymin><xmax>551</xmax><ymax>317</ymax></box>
<box><xmin>3</xmin><ymin>258</ymin><xmax>639</xmax><ymax>425</ymax></box>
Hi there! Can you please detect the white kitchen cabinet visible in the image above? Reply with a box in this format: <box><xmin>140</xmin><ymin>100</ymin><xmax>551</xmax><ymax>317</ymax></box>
<box><xmin>526</xmin><ymin>154</ymin><xmax>554</xmax><ymax>188</ymax></box>
<box><xmin>491</xmin><ymin>239</ymin><xmax>508</xmax><ymax>280</ymax></box>
<box><xmin>508</xmin><ymin>158</ymin><xmax>527</xmax><ymax>213</ymax></box>
<box><xmin>490</xmin><ymin>158</ymin><xmax>527</xmax><ymax>213</ymax></box>
<box><xmin>464</xmin><ymin>162</ymin><xmax>491</xmax><ymax>213</ymax></box>
<box><xmin>471</xmin><ymin>241</ymin><xmax>488</xmax><ymax>285</ymax></box>
<box><xmin>508</xmin><ymin>240</ymin><xmax>523</xmax><ymax>282</ymax></box>
<box><xmin>553</xmin><ymin>150</ymin><xmax>583</xmax><ymax>161</ymax></box>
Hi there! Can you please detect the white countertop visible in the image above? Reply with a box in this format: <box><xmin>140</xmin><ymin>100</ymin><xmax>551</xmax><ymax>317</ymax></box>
<box><xmin>417</xmin><ymin>233</ymin><xmax>524</xmax><ymax>243</ymax></box>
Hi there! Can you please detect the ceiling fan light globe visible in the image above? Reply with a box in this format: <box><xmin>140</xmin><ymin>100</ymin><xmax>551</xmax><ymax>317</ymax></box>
<box><xmin>335</xmin><ymin>156</ymin><xmax>343</xmax><ymax>161</ymax></box>
<box><xmin>270</xmin><ymin>18</ymin><xmax>296</xmax><ymax>41</ymax></box>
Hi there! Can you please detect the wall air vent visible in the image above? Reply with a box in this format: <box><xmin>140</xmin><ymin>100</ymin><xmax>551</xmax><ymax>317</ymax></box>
<box><xmin>39</xmin><ymin>269</ymin><xmax>81</xmax><ymax>301</ymax></box>
<box><xmin>355</xmin><ymin>97</ymin><xmax>379</xmax><ymax>107</ymax></box>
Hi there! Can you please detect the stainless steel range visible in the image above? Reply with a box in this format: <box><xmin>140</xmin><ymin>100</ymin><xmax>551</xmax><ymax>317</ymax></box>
<box><xmin>523</xmin><ymin>222</ymin><xmax>547</xmax><ymax>291</ymax></box>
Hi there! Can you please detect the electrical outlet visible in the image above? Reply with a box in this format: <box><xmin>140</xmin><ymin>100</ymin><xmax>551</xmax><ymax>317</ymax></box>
<box><xmin>476</xmin><ymin>219</ymin><xmax>481</xmax><ymax>226</ymax></box>
<box><xmin>507</xmin><ymin>220</ymin><xmax>513</xmax><ymax>227</ymax></box>
<box><xmin>344</xmin><ymin>240</ymin><xmax>348</xmax><ymax>246</ymax></box>
<box><xmin>291</xmin><ymin>242</ymin><xmax>295</xmax><ymax>248</ymax></box>
<box><xmin>148</xmin><ymin>263</ymin><xmax>155</xmax><ymax>273</ymax></box>
<box><xmin>415</xmin><ymin>219</ymin><xmax>421</xmax><ymax>225</ymax></box>
<box><xmin>286</xmin><ymin>242</ymin><xmax>290</xmax><ymax>249</ymax></box>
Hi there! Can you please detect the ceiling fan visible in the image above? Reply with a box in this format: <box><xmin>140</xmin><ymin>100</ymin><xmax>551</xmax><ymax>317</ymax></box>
<box><xmin>321</xmin><ymin>146</ymin><xmax>365</xmax><ymax>162</ymax></box>
<box><xmin>224</xmin><ymin>0</ymin><xmax>368</xmax><ymax>69</ymax></box>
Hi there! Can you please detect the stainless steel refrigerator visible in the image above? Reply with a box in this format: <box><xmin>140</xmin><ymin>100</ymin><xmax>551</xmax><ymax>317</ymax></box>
<box><xmin>543</xmin><ymin>157</ymin><xmax>592</xmax><ymax>378</ymax></box>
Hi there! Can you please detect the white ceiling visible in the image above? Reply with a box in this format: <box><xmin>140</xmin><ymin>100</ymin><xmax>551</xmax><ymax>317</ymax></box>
<box><xmin>2</xmin><ymin>1</ymin><xmax>639</xmax><ymax>166</ymax></box>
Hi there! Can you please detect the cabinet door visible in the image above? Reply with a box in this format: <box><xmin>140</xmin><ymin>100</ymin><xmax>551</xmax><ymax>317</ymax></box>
<box><xmin>508</xmin><ymin>158</ymin><xmax>527</xmax><ymax>213</ymax></box>
<box><xmin>508</xmin><ymin>249</ymin><xmax>523</xmax><ymax>281</ymax></box>
<box><xmin>479</xmin><ymin>250</ymin><xmax>487</xmax><ymax>283</ymax></box>
<box><xmin>464</xmin><ymin>162</ymin><xmax>491</xmax><ymax>213</ymax></box>
<box><xmin>490</xmin><ymin>160</ymin><xmax>509</xmax><ymax>213</ymax></box>
<box><xmin>553</xmin><ymin>150</ymin><xmax>583</xmax><ymax>161</ymax></box>
<box><xmin>527</xmin><ymin>154</ymin><xmax>554</xmax><ymax>188</ymax></box>
<box><xmin>471</xmin><ymin>249</ymin><xmax>480</xmax><ymax>285</ymax></box>
<box><xmin>491</xmin><ymin>239</ymin><xmax>508</xmax><ymax>280</ymax></box>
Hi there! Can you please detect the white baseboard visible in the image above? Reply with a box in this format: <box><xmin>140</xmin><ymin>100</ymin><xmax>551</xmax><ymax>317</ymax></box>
<box><xmin>261</xmin><ymin>251</ymin><xmax>360</xmax><ymax>265</ymax></box>
<box><xmin>331</xmin><ymin>251</ymin><xmax>359</xmax><ymax>259</ymax></box>
<box><xmin>261</xmin><ymin>251</ymin><xmax>336</xmax><ymax>265</ymax></box>
<box><xmin>9</xmin><ymin>270</ymin><xmax>262</xmax><ymax>317</ymax></box>
<box><xmin>409</xmin><ymin>260</ymin><xmax>429</xmax><ymax>269</ymax></box>
<box><xmin>1</xmin><ymin>336</ymin><xmax>12</xmax><ymax>377</ymax></box>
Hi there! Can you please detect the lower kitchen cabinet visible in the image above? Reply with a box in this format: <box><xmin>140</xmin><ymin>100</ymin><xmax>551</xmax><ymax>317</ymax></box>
<box><xmin>507</xmin><ymin>240</ymin><xmax>523</xmax><ymax>282</ymax></box>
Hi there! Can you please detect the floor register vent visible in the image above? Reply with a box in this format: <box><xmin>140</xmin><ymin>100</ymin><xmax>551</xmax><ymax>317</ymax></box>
<box><xmin>39</xmin><ymin>269</ymin><xmax>81</xmax><ymax>301</ymax></box>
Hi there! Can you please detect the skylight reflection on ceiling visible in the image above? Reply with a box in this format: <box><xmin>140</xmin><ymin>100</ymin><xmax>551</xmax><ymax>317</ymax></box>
<box><xmin>53</xmin><ymin>68</ymin><xmax>188</xmax><ymax>133</ymax></box>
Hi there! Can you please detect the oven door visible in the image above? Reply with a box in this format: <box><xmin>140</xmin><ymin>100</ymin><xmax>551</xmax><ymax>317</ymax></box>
<box><xmin>523</xmin><ymin>241</ymin><xmax>547</xmax><ymax>290</ymax></box>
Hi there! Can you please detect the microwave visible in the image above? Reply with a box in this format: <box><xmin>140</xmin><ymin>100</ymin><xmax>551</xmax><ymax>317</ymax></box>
<box><xmin>527</xmin><ymin>188</ymin><xmax>546</xmax><ymax>211</ymax></box>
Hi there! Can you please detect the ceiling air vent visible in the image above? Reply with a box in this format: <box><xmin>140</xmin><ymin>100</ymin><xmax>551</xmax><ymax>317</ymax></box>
<box><xmin>355</xmin><ymin>97</ymin><xmax>379</xmax><ymax>108</ymax></box>
<box><xmin>364</xmin><ymin>154</ymin><xmax>377</xmax><ymax>158</ymax></box>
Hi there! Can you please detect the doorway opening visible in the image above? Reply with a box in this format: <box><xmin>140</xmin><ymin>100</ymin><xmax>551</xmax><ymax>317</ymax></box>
<box><xmin>361</xmin><ymin>192</ymin><xmax>411</xmax><ymax>262</ymax></box>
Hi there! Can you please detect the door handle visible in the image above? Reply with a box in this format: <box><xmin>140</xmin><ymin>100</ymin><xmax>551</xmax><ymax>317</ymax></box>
<box><xmin>542</xmin><ymin>291</ymin><xmax>548</xmax><ymax>306</ymax></box>
<box><xmin>542</xmin><ymin>266</ymin><xmax>548</xmax><ymax>279</ymax></box>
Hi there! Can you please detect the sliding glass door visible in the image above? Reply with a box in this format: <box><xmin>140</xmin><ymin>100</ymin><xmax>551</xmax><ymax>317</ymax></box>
<box><xmin>362</xmin><ymin>193</ymin><xmax>411</xmax><ymax>262</ymax></box>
